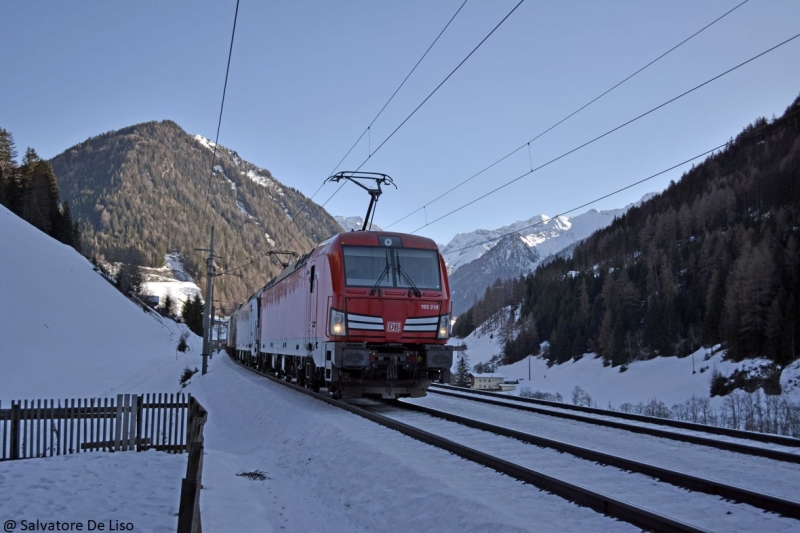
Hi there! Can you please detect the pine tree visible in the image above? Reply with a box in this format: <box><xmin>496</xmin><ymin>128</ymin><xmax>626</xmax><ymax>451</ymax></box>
<box><xmin>52</xmin><ymin>201</ymin><xmax>75</xmax><ymax>247</ymax></box>
<box><xmin>454</xmin><ymin>352</ymin><xmax>471</xmax><ymax>388</ymax></box>
<box><xmin>159</xmin><ymin>292</ymin><xmax>175</xmax><ymax>318</ymax></box>
<box><xmin>181</xmin><ymin>293</ymin><xmax>204</xmax><ymax>336</ymax></box>
<box><xmin>115</xmin><ymin>263</ymin><xmax>143</xmax><ymax>297</ymax></box>
<box><xmin>71</xmin><ymin>220</ymin><xmax>83</xmax><ymax>253</ymax></box>
<box><xmin>17</xmin><ymin>148</ymin><xmax>60</xmax><ymax>234</ymax></box>
<box><xmin>0</xmin><ymin>128</ymin><xmax>19</xmax><ymax>209</ymax></box>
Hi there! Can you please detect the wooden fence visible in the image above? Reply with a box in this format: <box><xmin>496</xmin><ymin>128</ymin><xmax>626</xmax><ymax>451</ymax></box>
<box><xmin>0</xmin><ymin>393</ymin><xmax>191</xmax><ymax>460</ymax></box>
<box><xmin>177</xmin><ymin>396</ymin><xmax>208</xmax><ymax>533</ymax></box>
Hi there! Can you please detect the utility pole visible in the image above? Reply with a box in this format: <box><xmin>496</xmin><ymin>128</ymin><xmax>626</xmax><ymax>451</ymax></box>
<box><xmin>215</xmin><ymin>307</ymin><xmax>221</xmax><ymax>352</ymax></box>
<box><xmin>198</xmin><ymin>227</ymin><xmax>215</xmax><ymax>375</ymax></box>
<box><xmin>210</xmin><ymin>302</ymin><xmax>216</xmax><ymax>357</ymax></box>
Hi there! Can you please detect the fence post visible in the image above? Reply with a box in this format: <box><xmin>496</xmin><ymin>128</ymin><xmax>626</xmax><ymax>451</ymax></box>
<box><xmin>136</xmin><ymin>395</ymin><xmax>144</xmax><ymax>452</ymax></box>
<box><xmin>177</xmin><ymin>396</ymin><xmax>207</xmax><ymax>533</ymax></box>
<box><xmin>9</xmin><ymin>402</ymin><xmax>20</xmax><ymax>460</ymax></box>
<box><xmin>114</xmin><ymin>394</ymin><xmax>124</xmax><ymax>452</ymax></box>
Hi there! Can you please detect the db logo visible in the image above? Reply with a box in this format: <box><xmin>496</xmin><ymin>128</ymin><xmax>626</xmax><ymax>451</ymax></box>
<box><xmin>387</xmin><ymin>322</ymin><xmax>401</xmax><ymax>332</ymax></box>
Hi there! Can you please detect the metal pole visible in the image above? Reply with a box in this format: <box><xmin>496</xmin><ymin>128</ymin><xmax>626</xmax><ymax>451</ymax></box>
<box><xmin>210</xmin><ymin>303</ymin><xmax>215</xmax><ymax>358</ymax></box>
<box><xmin>201</xmin><ymin>227</ymin><xmax>214</xmax><ymax>375</ymax></box>
<box><xmin>528</xmin><ymin>355</ymin><xmax>531</xmax><ymax>381</ymax></box>
<box><xmin>216</xmin><ymin>308</ymin><xmax>222</xmax><ymax>351</ymax></box>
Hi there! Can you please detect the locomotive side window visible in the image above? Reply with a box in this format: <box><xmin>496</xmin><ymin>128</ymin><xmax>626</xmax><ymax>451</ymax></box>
<box><xmin>343</xmin><ymin>247</ymin><xmax>393</xmax><ymax>287</ymax></box>
<box><xmin>395</xmin><ymin>249</ymin><xmax>441</xmax><ymax>290</ymax></box>
<box><xmin>343</xmin><ymin>246</ymin><xmax>441</xmax><ymax>290</ymax></box>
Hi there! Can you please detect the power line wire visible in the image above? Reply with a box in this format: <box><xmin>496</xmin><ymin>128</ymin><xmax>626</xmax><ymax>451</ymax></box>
<box><xmin>384</xmin><ymin>0</ymin><xmax>751</xmax><ymax>230</ymax></box>
<box><xmin>356</xmin><ymin>0</ymin><xmax>525</xmax><ymax>171</ymax></box>
<box><xmin>409</xmin><ymin>31</ymin><xmax>800</xmax><ymax>234</ymax></box>
<box><xmin>314</xmin><ymin>0</ymin><xmax>526</xmax><ymax>217</ymax></box>
<box><xmin>443</xmin><ymin>143</ymin><xmax>729</xmax><ymax>255</ymax></box>
<box><xmin>281</xmin><ymin>1</ymin><xmax>469</xmax><ymax>248</ymax></box>
<box><xmin>328</xmin><ymin>0</ymin><xmax>470</xmax><ymax>178</ymax></box>
<box><xmin>285</xmin><ymin>0</ymin><xmax>507</xmax><ymax>246</ymax></box>
<box><xmin>443</xmin><ymin>105</ymin><xmax>800</xmax><ymax>255</ymax></box>
<box><xmin>201</xmin><ymin>0</ymin><xmax>241</xmax><ymax>223</ymax></box>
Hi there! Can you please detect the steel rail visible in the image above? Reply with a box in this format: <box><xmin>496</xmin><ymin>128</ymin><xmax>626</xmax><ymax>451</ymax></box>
<box><xmin>395</xmin><ymin>400</ymin><xmax>800</xmax><ymax>519</ymax></box>
<box><xmin>429</xmin><ymin>387</ymin><xmax>800</xmax><ymax>464</ymax></box>
<box><xmin>430</xmin><ymin>383</ymin><xmax>800</xmax><ymax>448</ymax></box>
<box><xmin>227</xmin><ymin>353</ymin><xmax>710</xmax><ymax>533</ymax></box>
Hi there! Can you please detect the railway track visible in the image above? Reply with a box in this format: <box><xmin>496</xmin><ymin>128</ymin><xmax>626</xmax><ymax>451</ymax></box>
<box><xmin>430</xmin><ymin>383</ymin><xmax>800</xmax><ymax>448</ymax></box>
<box><xmin>390</xmin><ymin>398</ymin><xmax>800</xmax><ymax>519</ymax></box>
<box><xmin>428</xmin><ymin>384</ymin><xmax>800</xmax><ymax>463</ymax></box>
<box><xmin>229</xmin><ymin>354</ymin><xmax>800</xmax><ymax>533</ymax></box>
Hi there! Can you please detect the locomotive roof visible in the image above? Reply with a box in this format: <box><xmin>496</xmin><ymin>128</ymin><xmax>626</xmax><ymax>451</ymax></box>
<box><xmin>260</xmin><ymin>231</ymin><xmax>440</xmax><ymax>292</ymax></box>
<box><xmin>328</xmin><ymin>231</ymin><xmax>438</xmax><ymax>250</ymax></box>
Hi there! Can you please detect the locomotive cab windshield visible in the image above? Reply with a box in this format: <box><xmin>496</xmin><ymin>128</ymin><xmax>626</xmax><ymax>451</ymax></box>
<box><xmin>343</xmin><ymin>245</ymin><xmax>441</xmax><ymax>291</ymax></box>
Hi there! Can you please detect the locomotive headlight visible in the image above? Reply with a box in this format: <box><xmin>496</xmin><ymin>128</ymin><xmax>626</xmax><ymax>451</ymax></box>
<box><xmin>329</xmin><ymin>308</ymin><xmax>347</xmax><ymax>336</ymax></box>
<box><xmin>437</xmin><ymin>314</ymin><xmax>451</xmax><ymax>339</ymax></box>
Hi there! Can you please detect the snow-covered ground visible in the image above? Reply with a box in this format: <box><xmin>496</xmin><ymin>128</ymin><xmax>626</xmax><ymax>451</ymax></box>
<box><xmin>1</xmin><ymin>203</ymin><xmax>797</xmax><ymax>532</ymax></box>
<box><xmin>139</xmin><ymin>252</ymin><xmax>203</xmax><ymax>316</ymax></box>
<box><xmin>0</xmin><ymin>204</ymin><xmax>629</xmax><ymax>532</ymax></box>
<box><xmin>450</xmin><ymin>322</ymin><xmax>800</xmax><ymax>409</ymax></box>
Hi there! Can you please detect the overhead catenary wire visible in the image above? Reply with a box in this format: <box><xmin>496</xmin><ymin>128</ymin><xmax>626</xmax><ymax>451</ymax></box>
<box><xmin>443</xmin><ymin>142</ymin><xmax>731</xmax><ymax>255</ymax></box>
<box><xmin>353</xmin><ymin>0</ymin><xmax>525</xmax><ymax>171</ymax></box>
<box><xmin>409</xmin><ymin>31</ymin><xmax>800</xmax><ymax>234</ymax></box>
<box><xmin>283</xmin><ymin>0</ymin><xmax>519</xmax><ymax>248</ymax></box>
<box><xmin>442</xmin><ymin>108</ymin><xmax>800</xmax><ymax>256</ymax></box>
<box><xmin>384</xmin><ymin>0</ymin><xmax>751</xmax><ymax>230</ymax></box>
<box><xmin>441</xmin><ymin>106</ymin><xmax>800</xmax><ymax>256</ymax></box>
<box><xmin>327</xmin><ymin>0</ymin><xmax>470</xmax><ymax>178</ymax></box>
<box><xmin>280</xmin><ymin>1</ymin><xmax>469</xmax><ymax>247</ymax></box>
<box><xmin>312</xmin><ymin>0</ymin><xmax>527</xmax><ymax>218</ymax></box>
<box><xmin>201</xmin><ymin>0</ymin><xmax>240</xmax><ymax>224</ymax></box>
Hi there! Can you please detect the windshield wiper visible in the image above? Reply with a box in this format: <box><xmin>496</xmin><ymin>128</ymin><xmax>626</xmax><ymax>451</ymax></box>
<box><xmin>370</xmin><ymin>252</ymin><xmax>390</xmax><ymax>295</ymax></box>
<box><xmin>396</xmin><ymin>259</ymin><xmax>421</xmax><ymax>297</ymax></box>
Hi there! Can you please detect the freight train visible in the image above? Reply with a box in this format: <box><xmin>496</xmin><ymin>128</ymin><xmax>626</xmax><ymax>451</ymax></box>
<box><xmin>226</xmin><ymin>230</ymin><xmax>456</xmax><ymax>399</ymax></box>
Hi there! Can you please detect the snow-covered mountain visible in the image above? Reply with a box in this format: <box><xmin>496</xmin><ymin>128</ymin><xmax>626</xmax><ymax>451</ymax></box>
<box><xmin>334</xmin><ymin>215</ymin><xmax>383</xmax><ymax>233</ymax></box>
<box><xmin>443</xmin><ymin>195</ymin><xmax>655</xmax><ymax>314</ymax></box>
<box><xmin>449</xmin><ymin>234</ymin><xmax>540</xmax><ymax>314</ymax></box>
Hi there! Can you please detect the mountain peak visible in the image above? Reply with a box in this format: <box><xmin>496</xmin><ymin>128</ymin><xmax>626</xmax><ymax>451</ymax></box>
<box><xmin>49</xmin><ymin>120</ymin><xmax>341</xmax><ymax>311</ymax></box>
<box><xmin>443</xmin><ymin>197</ymin><xmax>652</xmax><ymax>314</ymax></box>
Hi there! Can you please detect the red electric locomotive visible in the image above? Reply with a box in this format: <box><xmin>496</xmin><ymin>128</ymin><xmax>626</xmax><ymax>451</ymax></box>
<box><xmin>228</xmin><ymin>172</ymin><xmax>455</xmax><ymax>398</ymax></box>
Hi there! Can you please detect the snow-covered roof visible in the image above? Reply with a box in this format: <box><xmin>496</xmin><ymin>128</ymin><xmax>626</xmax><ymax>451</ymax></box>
<box><xmin>469</xmin><ymin>372</ymin><xmax>506</xmax><ymax>379</ymax></box>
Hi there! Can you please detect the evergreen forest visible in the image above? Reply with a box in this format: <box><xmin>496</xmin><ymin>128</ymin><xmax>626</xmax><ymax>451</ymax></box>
<box><xmin>0</xmin><ymin>129</ymin><xmax>82</xmax><ymax>251</ymax></box>
<box><xmin>454</xmin><ymin>94</ymin><xmax>800</xmax><ymax>381</ymax></box>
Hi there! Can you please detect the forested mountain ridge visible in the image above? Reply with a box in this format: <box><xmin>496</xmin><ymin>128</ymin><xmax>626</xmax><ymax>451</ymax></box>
<box><xmin>455</xmin><ymin>93</ymin><xmax>800</xmax><ymax>382</ymax></box>
<box><xmin>49</xmin><ymin>120</ymin><xmax>342</xmax><ymax>311</ymax></box>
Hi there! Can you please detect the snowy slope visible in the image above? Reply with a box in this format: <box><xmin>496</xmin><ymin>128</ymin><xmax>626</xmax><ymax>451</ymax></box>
<box><xmin>450</xmin><ymin>322</ymin><xmax>800</xmax><ymax>408</ymax></box>
<box><xmin>0</xmin><ymin>204</ymin><xmax>203</xmax><ymax>401</ymax></box>
<box><xmin>138</xmin><ymin>251</ymin><xmax>203</xmax><ymax>314</ymax></box>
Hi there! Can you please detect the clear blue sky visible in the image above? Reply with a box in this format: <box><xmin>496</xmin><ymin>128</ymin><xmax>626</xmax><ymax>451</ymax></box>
<box><xmin>3</xmin><ymin>1</ymin><xmax>799</xmax><ymax>245</ymax></box>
